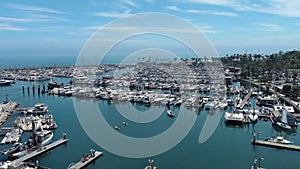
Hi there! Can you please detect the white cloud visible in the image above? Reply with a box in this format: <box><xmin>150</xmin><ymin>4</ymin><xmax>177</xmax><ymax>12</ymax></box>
<box><xmin>166</xmin><ymin>6</ymin><xmax>180</xmax><ymax>11</ymax></box>
<box><xmin>81</xmin><ymin>23</ymin><xmax>219</xmax><ymax>35</ymax></box>
<box><xmin>255</xmin><ymin>23</ymin><xmax>284</xmax><ymax>32</ymax></box>
<box><xmin>0</xmin><ymin>16</ymin><xmax>44</xmax><ymax>22</ymax></box>
<box><xmin>181</xmin><ymin>0</ymin><xmax>300</xmax><ymax>17</ymax></box>
<box><xmin>186</xmin><ymin>0</ymin><xmax>235</xmax><ymax>6</ymax></box>
<box><xmin>0</xmin><ymin>15</ymin><xmax>70</xmax><ymax>22</ymax></box>
<box><xmin>198</xmin><ymin>25</ymin><xmax>220</xmax><ymax>33</ymax></box>
<box><xmin>166</xmin><ymin>5</ymin><xmax>237</xmax><ymax>17</ymax></box>
<box><xmin>119</xmin><ymin>0</ymin><xmax>139</xmax><ymax>8</ymax></box>
<box><xmin>0</xmin><ymin>23</ymin><xmax>26</xmax><ymax>31</ymax></box>
<box><xmin>92</xmin><ymin>10</ymin><xmax>131</xmax><ymax>18</ymax></box>
<box><xmin>28</xmin><ymin>14</ymin><xmax>71</xmax><ymax>22</ymax></box>
<box><xmin>83</xmin><ymin>26</ymin><xmax>103</xmax><ymax>30</ymax></box>
<box><xmin>4</xmin><ymin>3</ymin><xmax>67</xmax><ymax>15</ymax></box>
<box><xmin>211</xmin><ymin>11</ymin><xmax>237</xmax><ymax>17</ymax></box>
<box><xmin>145</xmin><ymin>0</ymin><xmax>155</xmax><ymax>3</ymax></box>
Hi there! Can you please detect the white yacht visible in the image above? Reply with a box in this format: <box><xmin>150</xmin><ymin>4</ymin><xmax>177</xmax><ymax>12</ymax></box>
<box><xmin>25</xmin><ymin>103</ymin><xmax>48</xmax><ymax>114</ymax></box>
<box><xmin>265</xmin><ymin>136</ymin><xmax>292</xmax><ymax>144</ymax></box>
<box><xmin>0</xmin><ymin>80</ymin><xmax>12</xmax><ymax>86</ymax></box>
<box><xmin>224</xmin><ymin>111</ymin><xmax>244</xmax><ymax>123</ymax></box>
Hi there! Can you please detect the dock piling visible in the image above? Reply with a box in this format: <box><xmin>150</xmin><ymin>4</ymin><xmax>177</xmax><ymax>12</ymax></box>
<box><xmin>37</xmin><ymin>85</ymin><xmax>40</xmax><ymax>95</ymax></box>
<box><xmin>32</xmin><ymin>85</ymin><xmax>35</xmax><ymax>95</ymax></box>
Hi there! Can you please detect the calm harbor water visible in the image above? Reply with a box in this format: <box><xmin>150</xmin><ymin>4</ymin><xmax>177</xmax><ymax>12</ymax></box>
<box><xmin>1</xmin><ymin>78</ymin><xmax>300</xmax><ymax>168</ymax></box>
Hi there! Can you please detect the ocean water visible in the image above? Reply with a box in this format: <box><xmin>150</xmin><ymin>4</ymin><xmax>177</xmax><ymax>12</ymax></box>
<box><xmin>1</xmin><ymin>78</ymin><xmax>300</xmax><ymax>169</ymax></box>
<box><xmin>0</xmin><ymin>55</ymin><xmax>126</xmax><ymax>69</ymax></box>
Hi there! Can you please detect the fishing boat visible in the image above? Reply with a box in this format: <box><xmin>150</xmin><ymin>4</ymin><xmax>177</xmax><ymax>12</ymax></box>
<box><xmin>276</xmin><ymin>105</ymin><xmax>292</xmax><ymax>130</ymax></box>
<box><xmin>265</xmin><ymin>136</ymin><xmax>292</xmax><ymax>144</ymax></box>
<box><xmin>12</xmin><ymin>130</ymin><xmax>53</xmax><ymax>157</ymax></box>
<box><xmin>2</xmin><ymin>120</ymin><xmax>54</xmax><ymax>157</ymax></box>
<box><xmin>1</xmin><ymin>142</ymin><xmax>24</xmax><ymax>155</ymax></box>
<box><xmin>167</xmin><ymin>110</ymin><xmax>175</xmax><ymax>117</ymax></box>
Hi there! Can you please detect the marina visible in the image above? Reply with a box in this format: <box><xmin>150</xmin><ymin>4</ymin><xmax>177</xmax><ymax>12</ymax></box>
<box><xmin>1</xmin><ymin>0</ymin><xmax>300</xmax><ymax>168</ymax></box>
<box><xmin>0</xmin><ymin>60</ymin><xmax>300</xmax><ymax>168</ymax></box>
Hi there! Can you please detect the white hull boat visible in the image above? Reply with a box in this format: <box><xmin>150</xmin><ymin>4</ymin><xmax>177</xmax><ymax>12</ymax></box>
<box><xmin>249</xmin><ymin>113</ymin><xmax>258</xmax><ymax>122</ymax></box>
<box><xmin>167</xmin><ymin>110</ymin><xmax>175</xmax><ymax>117</ymax></box>
<box><xmin>276</xmin><ymin>122</ymin><xmax>291</xmax><ymax>130</ymax></box>
<box><xmin>265</xmin><ymin>136</ymin><xmax>292</xmax><ymax>144</ymax></box>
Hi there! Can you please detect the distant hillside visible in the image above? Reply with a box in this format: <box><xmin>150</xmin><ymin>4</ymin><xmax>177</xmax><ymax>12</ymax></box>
<box><xmin>221</xmin><ymin>50</ymin><xmax>300</xmax><ymax>79</ymax></box>
<box><xmin>221</xmin><ymin>50</ymin><xmax>300</xmax><ymax>100</ymax></box>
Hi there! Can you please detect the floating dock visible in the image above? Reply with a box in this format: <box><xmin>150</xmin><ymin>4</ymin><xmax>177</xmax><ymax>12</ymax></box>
<box><xmin>0</xmin><ymin>128</ymin><xmax>23</xmax><ymax>144</ymax></box>
<box><xmin>0</xmin><ymin>127</ymin><xmax>12</xmax><ymax>133</ymax></box>
<box><xmin>9</xmin><ymin>136</ymin><xmax>68</xmax><ymax>168</ymax></box>
<box><xmin>67</xmin><ymin>150</ymin><xmax>103</xmax><ymax>169</ymax></box>
<box><xmin>252</xmin><ymin>132</ymin><xmax>300</xmax><ymax>151</ymax></box>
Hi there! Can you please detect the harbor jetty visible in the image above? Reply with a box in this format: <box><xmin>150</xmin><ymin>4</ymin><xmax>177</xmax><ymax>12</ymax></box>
<box><xmin>8</xmin><ymin>134</ymin><xmax>68</xmax><ymax>169</ymax></box>
<box><xmin>67</xmin><ymin>149</ymin><xmax>103</xmax><ymax>169</ymax></box>
<box><xmin>0</xmin><ymin>128</ymin><xmax>23</xmax><ymax>144</ymax></box>
<box><xmin>0</xmin><ymin>101</ymin><xmax>19</xmax><ymax>127</ymax></box>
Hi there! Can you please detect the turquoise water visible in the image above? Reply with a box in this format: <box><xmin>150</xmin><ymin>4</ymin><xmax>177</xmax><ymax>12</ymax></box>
<box><xmin>1</xmin><ymin>79</ymin><xmax>300</xmax><ymax>168</ymax></box>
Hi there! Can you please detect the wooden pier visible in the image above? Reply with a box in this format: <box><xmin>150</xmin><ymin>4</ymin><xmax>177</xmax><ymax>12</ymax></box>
<box><xmin>67</xmin><ymin>150</ymin><xmax>103</xmax><ymax>169</ymax></box>
<box><xmin>9</xmin><ymin>137</ymin><xmax>68</xmax><ymax>168</ymax></box>
<box><xmin>238</xmin><ymin>90</ymin><xmax>252</xmax><ymax>109</ymax></box>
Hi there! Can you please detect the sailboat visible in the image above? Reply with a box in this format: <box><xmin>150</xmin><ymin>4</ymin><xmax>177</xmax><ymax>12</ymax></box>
<box><xmin>276</xmin><ymin>104</ymin><xmax>292</xmax><ymax>130</ymax></box>
<box><xmin>249</xmin><ymin>99</ymin><xmax>258</xmax><ymax>122</ymax></box>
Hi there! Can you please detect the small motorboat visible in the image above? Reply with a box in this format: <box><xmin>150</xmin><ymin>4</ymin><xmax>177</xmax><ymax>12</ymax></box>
<box><xmin>265</xmin><ymin>136</ymin><xmax>292</xmax><ymax>144</ymax></box>
<box><xmin>144</xmin><ymin>159</ymin><xmax>157</xmax><ymax>169</ymax></box>
<box><xmin>276</xmin><ymin>121</ymin><xmax>292</xmax><ymax>130</ymax></box>
<box><xmin>114</xmin><ymin>126</ymin><xmax>121</xmax><ymax>130</ymax></box>
<box><xmin>122</xmin><ymin>121</ymin><xmax>128</xmax><ymax>126</ymax></box>
<box><xmin>249</xmin><ymin>112</ymin><xmax>258</xmax><ymax>122</ymax></box>
<box><xmin>167</xmin><ymin>110</ymin><xmax>175</xmax><ymax>117</ymax></box>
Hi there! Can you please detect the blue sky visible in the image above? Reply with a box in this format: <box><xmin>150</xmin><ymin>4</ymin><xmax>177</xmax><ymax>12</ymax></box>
<box><xmin>0</xmin><ymin>0</ymin><xmax>300</xmax><ymax>59</ymax></box>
